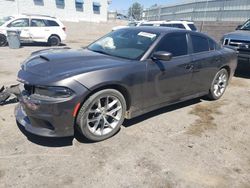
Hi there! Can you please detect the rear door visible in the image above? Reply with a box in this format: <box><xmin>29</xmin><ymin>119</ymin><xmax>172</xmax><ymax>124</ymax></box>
<box><xmin>145</xmin><ymin>32</ymin><xmax>194</xmax><ymax>107</ymax></box>
<box><xmin>29</xmin><ymin>19</ymin><xmax>48</xmax><ymax>42</ymax></box>
<box><xmin>189</xmin><ymin>34</ymin><xmax>221</xmax><ymax>93</ymax></box>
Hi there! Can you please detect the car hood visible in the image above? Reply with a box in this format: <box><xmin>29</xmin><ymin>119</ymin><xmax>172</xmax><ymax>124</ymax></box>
<box><xmin>18</xmin><ymin>48</ymin><xmax>131</xmax><ymax>84</ymax></box>
<box><xmin>223</xmin><ymin>30</ymin><xmax>250</xmax><ymax>41</ymax></box>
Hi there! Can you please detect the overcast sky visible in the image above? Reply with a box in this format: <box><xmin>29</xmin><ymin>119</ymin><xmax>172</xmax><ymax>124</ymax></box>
<box><xmin>109</xmin><ymin>0</ymin><xmax>178</xmax><ymax>13</ymax></box>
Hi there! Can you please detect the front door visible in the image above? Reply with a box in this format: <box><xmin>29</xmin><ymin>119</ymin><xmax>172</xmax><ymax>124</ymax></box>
<box><xmin>7</xmin><ymin>18</ymin><xmax>30</xmax><ymax>41</ymax></box>
<box><xmin>145</xmin><ymin>32</ymin><xmax>194</xmax><ymax>107</ymax></box>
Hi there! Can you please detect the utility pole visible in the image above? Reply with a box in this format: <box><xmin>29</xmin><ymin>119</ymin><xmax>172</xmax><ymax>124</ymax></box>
<box><xmin>200</xmin><ymin>0</ymin><xmax>209</xmax><ymax>32</ymax></box>
<box><xmin>16</xmin><ymin>0</ymin><xmax>20</xmax><ymax>14</ymax></box>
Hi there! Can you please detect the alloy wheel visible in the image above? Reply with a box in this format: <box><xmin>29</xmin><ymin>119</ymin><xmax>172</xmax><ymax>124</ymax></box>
<box><xmin>212</xmin><ymin>69</ymin><xmax>228</xmax><ymax>98</ymax></box>
<box><xmin>87</xmin><ymin>95</ymin><xmax>123</xmax><ymax>136</ymax></box>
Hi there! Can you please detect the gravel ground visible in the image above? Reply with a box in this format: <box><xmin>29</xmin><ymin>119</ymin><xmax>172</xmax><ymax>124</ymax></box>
<box><xmin>0</xmin><ymin>22</ymin><xmax>250</xmax><ymax>188</ymax></box>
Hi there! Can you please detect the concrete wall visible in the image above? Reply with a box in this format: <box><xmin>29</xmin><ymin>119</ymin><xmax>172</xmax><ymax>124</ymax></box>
<box><xmin>143</xmin><ymin>0</ymin><xmax>250</xmax><ymax>22</ymax></box>
<box><xmin>0</xmin><ymin>0</ymin><xmax>108</xmax><ymax>22</ymax></box>
<box><xmin>63</xmin><ymin>20</ymin><xmax>240</xmax><ymax>45</ymax></box>
<box><xmin>196</xmin><ymin>21</ymin><xmax>242</xmax><ymax>41</ymax></box>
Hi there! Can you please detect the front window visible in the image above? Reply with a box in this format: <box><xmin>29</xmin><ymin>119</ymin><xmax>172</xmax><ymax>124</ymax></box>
<box><xmin>155</xmin><ymin>33</ymin><xmax>188</xmax><ymax>57</ymax></box>
<box><xmin>0</xmin><ymin>16</ymin><xmax>12</xmax><ymax>26</ymax></box>
<box><xmin>8</xmin><ymin>18</ymin><xmax>29</xmax><ymax>27</ymax></box>
<box><xmin>88</xmin><ymin>29</ymin><xmax>159</xmax><ymax>60</ymax></box>
<box><xmin>239</xmin><ymin>20</ymin><xmax>250</xmax><ymax>30</ymax></box>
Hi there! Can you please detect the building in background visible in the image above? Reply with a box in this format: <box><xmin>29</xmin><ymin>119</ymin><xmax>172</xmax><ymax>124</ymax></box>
<box><xmin>143</xmin><ymin>0</ymin><xmax>250</xmax><ymax>22</ymax></box>
<box><xmin>0</xmin><ymin>0</ymin><xmax>111</xmax><ymax>22</ymax></box>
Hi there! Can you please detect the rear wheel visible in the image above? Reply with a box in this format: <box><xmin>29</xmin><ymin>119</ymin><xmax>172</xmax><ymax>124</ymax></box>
<box><xmin>0</xmin><ymin>34</ymin><xmax>7</xmax><ymax>47</ymax></box>
<box><xmin>76</xmin><ymin>89</ymin><xmax>126</xmax><ymax>141</ymax></box>
<box><xmin>207</xmin><ymin>68</ymin><xmax>229</xmax><ymax>100</ymax></box>
<box><xmin>48</xmin><ymin>35</ymin><xmax>61</xmax><ymax>46</ymax></box>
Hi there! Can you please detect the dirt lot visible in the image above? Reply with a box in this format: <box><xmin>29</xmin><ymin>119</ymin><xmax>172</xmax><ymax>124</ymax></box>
<box><xmin>0</xmin><ymin>22</ymin><xmax>250</xmax><ymax>188</ymax></box>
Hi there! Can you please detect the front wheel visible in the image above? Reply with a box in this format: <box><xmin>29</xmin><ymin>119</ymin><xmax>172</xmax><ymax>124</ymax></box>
<box><xmin>76</xmin><ymin>89</ymin><xmax>127</xmax><ymax>141</ymax></box>
<box><xmin>207</xmin><ymin>68</ymin><xmax>229</xmax><ymax>100</ymax></box>
<box><xmin>0</xmin><ymin>34</ymin><xmax>7</xmax><ymax>47</ymax></box>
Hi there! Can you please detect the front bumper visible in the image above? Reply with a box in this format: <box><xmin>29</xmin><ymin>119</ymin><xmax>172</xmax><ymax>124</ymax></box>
<box><xmin>15</xmin><ymin>103</ymin><xmax>73</xmax><ymax>137</ymax></box>
<box><xmin>15</xmin><ymin>83</ymin><xmax>89</xmax><ymax>137</ymax></box>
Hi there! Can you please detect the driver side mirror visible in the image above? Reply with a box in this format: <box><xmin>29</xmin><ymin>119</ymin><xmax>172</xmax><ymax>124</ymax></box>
<box><xmin>236</xmin><ymin>25</ymin><xmax>242</xmax><ymax>30</ymax></box>
<box><xmin>152</xmin><ymin>51</ymin><xmax>172</xmax><ymax>61</ymax></box>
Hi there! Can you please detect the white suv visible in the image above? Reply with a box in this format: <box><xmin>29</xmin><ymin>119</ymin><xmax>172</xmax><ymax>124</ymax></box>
<box><xmin>140</xmin><ymin>20</ymin><xmax>197</xmax><ymax>31</ymax></box>
<box><xmin>0</xmin><ymin>14</ymin><xmax>66</xmax><ymax>46</ymax></box>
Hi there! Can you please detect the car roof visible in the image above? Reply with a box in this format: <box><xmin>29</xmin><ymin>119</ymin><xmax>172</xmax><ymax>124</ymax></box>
<box><xmin>142</xmin><ymin>20</ymin><xmax>194</xmax><ymax>24</ymax></box>
<box><xmin>120</xmin><ymin>26</ymin><xmax>214</xmax><ymax>40</ymax></box>
<box><xmin>122</xmin><ymin>26</ymin><xmax>190</xmax><ymax>34</ymax></box>
<box><xmin>11</xmin><ymin>14</ymin><xmax>57</xmax><ymax>21</ymax></box>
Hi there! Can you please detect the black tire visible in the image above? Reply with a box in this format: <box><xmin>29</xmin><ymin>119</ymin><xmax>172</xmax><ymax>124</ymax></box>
<box><xmin>207</xmin><ymin>68</ymin><xmax>229</xmax><ymax>100</ymax></box>
<box><xmin>48</xmin><ymin>35</ymin><xmax>61</xmax><ymax>46</ymax></box>
<box><xmin>0</xmin><ymin>34</ymin><xmax>7</xmax><ymax>47</ymax></box>
<box><xmin>76</xmin><ymin>89</ymin><xmax>127</xmax><ymax>141</ymax></box>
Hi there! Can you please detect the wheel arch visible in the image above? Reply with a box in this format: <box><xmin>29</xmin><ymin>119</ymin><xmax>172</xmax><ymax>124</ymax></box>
<box><xmin>220</xmin><ymin>65</ymin><xmax>231</xmax><ymax>77</ymax></box>
<box><xmin>48</xmin><ymin>34</ymin><xmax>61</xmax><ymax>42</ymax></box>
<box><xmin>74</xmin><ymin>83</ymin><xmax>132</xmax><ymax>124</ymax></box>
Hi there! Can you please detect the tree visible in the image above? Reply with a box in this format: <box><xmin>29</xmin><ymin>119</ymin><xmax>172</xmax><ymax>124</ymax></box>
<box><xmin>128</xmin><ymin>2</ymin><xmax>143</xmax><ymax>20</ymax></box>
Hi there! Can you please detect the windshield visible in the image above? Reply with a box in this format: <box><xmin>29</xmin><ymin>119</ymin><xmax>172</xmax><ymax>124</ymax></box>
<box><xmin>88</xmin><ymin>29</ymin><xmax>159</xmax><ymax>60</ymax></box>
<box><xmin>240</xmin><ymin>20</ymin><xmax>250</xmax><ymax>30</ymax></box>
<box><xmin>0</xmin><ymin>16</ymin><xmax>12</xmax><ymax>26</ymax></box>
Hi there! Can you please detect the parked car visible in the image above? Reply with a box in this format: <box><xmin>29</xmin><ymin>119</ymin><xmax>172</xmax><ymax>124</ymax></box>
<box><xmin>140</xmin><ymin>20</ymin><xmax>197</xmax><ymax>31</ymax></box>
<box><xmin>221</xmin><ymin>19</ymin><xmax>250</xmax><ymax>62</ymax></box>
<box><xmin>15</xmin><ymin>27</ymin><xmax>237</xmax><ymax>141</ymax></box>
<box><xmin>112</xmin><ymin>20</ymin><xmax>145</xmax><ymax>31</ymax></box>
<box><xmin>0</xmin><ymin>14</ymin><xmax>66</xmax><ymax>46</ymax></box>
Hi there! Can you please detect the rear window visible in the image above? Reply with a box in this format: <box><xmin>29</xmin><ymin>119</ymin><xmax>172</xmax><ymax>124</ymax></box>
<box><xmin>188</xmin><ymin>24</ymin><xmax>197</xmax><ymax>31</ymax></box>
<box><xmin>160</xmin><ymin>24</ymin><xmax>173</xmax><ymax>27</ymax></box>
<box><xmin>31</xmin><ymin>19</ymin><xmax>46</xmax><ymax>27</ymax></box>
<box><xmin>172</xmin><ymin>24</ymin><xmax>185</xmax><ymax>29</ymax></box>
<box><xmin>44</xmin><ymin>20</ymin><xmax>60</xmax><ymax>27</ymax></box>
<box><xmin>191</xmin><ymin>35</ymin><xmax>209</xmax><ymax>53</ymax></box>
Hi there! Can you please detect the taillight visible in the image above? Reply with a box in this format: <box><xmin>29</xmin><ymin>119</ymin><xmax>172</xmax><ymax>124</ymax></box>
<box><xmin>62</xmin><ymin>27</ymin><xmax>66</xmax><ymax>32</ymax></box>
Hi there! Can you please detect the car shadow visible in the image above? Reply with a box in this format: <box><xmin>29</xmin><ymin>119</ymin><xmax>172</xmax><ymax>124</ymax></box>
<box><xmin>16</xmin><ymin>121</ymin><xmax>74</xmax><ymax>147</ymax></box>
<box><xmin>16</xmin><ymin>98</ymin><xmax>202</xmax><ymax>146</ymax></box>
<box><xmin>123</xmin><ymin>98</ymin><xmax>202</xmax><ymax>128</ymax></box>
<box><xmin>21</xmin><ymin>42</ymin><xmax>67</xmax><ymax>47</ymax></box>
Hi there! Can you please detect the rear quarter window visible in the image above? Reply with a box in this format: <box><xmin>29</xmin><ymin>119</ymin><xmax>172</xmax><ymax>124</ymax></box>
<box><xmin>191</xmin><ymin>35</ymin><xmax>209</xmax><ymax>53</ymax></box>
<box><xmin>44</xmin><ymin>20</ymin><xmax>60</xmax><ymax>27</ymax></box>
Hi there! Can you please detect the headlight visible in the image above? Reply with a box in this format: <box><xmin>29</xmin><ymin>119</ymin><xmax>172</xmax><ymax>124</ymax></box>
<box><xmin>34</xmin><ymin>86</ymin><xmax>74</xmax><ymax>98</ymax></box>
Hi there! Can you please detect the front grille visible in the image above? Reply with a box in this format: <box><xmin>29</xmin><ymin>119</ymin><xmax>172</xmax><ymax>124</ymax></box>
<box><xmin>24</xmin><ymin>84</ymin><xmax>35</xmax><ymax>95</ymax></box>
<box><xmin>224</xmin><ymin>38</ymin><xmax>250</xmax><ymax>49</ymax></box>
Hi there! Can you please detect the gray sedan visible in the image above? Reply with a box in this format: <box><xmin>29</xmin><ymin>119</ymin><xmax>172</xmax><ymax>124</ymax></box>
<box><xmin>15</xmin><ymin>27</ymin><xmax>237</xmax><ymax>141</ymax></box>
